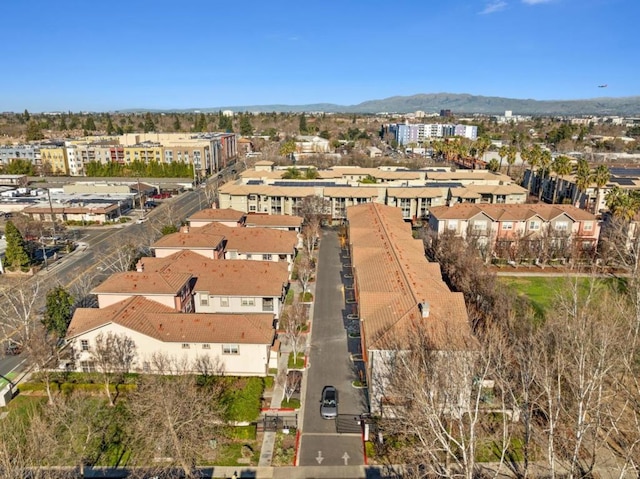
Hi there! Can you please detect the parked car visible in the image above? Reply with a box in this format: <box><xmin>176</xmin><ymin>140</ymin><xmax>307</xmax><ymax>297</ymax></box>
<box><xmin>5</xmin><ymin>341</ymin><xmax>22</xmax><ymax>355</ymax></box>
<box><xmin>136</xmin><ymin>217</ymin><xmax>148</xmax><ymax>224</ymax></box>
<box><xmin>320</xmin><ymin>385</ymin><xmax>338</xmax><ymax>419</ymax></box>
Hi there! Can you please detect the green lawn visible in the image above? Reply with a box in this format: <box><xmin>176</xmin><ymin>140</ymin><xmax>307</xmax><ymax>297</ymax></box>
<box><xmin>499</xmin><ymin>276</ymin><xmax>623</xmax><ymax>318</ymax></box>
<box><xmin>0</xmin><ymin>371</ymin><xmax>17</xmax><ymax>390</ymax></box>
<box><xmin>288</xmin><ymin>353</ymin><xmax>305</xmax><ymax>369</ymax></box>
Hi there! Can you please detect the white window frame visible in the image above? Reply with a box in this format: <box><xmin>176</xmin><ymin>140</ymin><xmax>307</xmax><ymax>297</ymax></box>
<box><xmin>262</xmin><ymin>254</ymin><xmax>272</xmax><ymax>261</ymax></box>
<box><xmin>502</xmin><ymin>222</ymin><xmax>514</xmax><ymax>230</ymax></box>
<box><xmin>583</xmin><ymin>222</ymin><xmax>593</xmax><ymax>231</ymax></box>
<box><xmin>528</xmin><ymin>220</ymin><xmax>540</xmax><ymax>231</ymax></box>
<box><xmin>199</xmin><ymin>293</ymin><xmax>209</xmax><ymax>307</ymax></box>
<box><xmin>222</xmin><ymin>344</ymin><xmax>239</xmax><ymax>355</ymax></box>
<box><xmin>555</xmin><ymin>221</ymin><xmax>569</xmax><ymax>231</ymax></box>
<box><xmin>472</xmin><ymin>221</ymin><xmax>487</xmax><ymax>231</ymax></box>
<box><xmin>202</xmin><ymin>344</ymin><xmax>211</xmax><ymax>350</ymax></box>
<box><xmin>220</xmin><ymin>297</ymin><xmax>229</xmax><ymax>307</ymax></box>
<box><xmin>80</xmin><ymin>339</ymin><xmax>89</xmax><ymax>351</ymax></box>
<box><xmin>241</xmin><ymin>297</ymin><xmax>255</xmax><ymax>307</ymax></box>
<box><xmin>182</xmin><ymin>343</ymin><xmax>190</xmax><ymax>349</ymax></box>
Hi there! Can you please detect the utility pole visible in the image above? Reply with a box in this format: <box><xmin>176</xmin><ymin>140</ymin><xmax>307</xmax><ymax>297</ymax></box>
<box><xmin>137</xmin><ymin>178</ymin><xmax>145</xmax><ymax>217</ymax></box>
<box><xmin>47</xmin><ymin>189</ymin><xmax>57</xmax><ymax>238</ymax></box>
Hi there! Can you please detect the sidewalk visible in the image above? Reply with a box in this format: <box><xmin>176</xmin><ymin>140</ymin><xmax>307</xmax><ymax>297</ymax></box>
<box><xmin>258</xmin><ymin>280</ymin><xmax>316</xmax><ymax>467</ymax></box>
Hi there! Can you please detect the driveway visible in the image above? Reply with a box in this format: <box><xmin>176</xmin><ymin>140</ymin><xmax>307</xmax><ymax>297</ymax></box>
<box><xmin>298</xmin><ymin>228</ymin><xmax>368</xmax><ymax>467</ymax></box>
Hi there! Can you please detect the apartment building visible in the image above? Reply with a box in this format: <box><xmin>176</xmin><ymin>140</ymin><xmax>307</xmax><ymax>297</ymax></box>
<box><xmin>40</xmin><ymin>146</ymin><xmax>68</xmax><ymax>175</ymax></box>
<box><xmin>0</xmin><ymin>145</ymin><xmax>39</xmax><ymax>167</ymax></box>
<box><xmin>428</xmin><ymin>204</ymin><xmax>600</xmax><ymax>263</ymax></box>
<box><xmin>345</xmin><ymin>203</ymin><xmax>475</xmax><ymax>415</ymax></box>
<box><xmin>383</xmin><ymin>122</ymin><xmax>478</xmax><ymax>145</ymax></box>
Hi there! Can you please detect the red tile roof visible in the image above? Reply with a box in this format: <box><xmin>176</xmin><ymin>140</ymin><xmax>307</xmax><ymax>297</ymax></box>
<box><xmin>67</xmin><ymin>296</ymin><xmax>275</xmax><ymax>345</ymax></box>
<box><xmin>140</xmin><ymin>251</ymin><xmax>289</xmax><ymax>296</ymax></box>
<box><xmin>91</xmin><ymin>271</ymin><xmax>192</xmax><ymax>295</ymax></box>
<box><xmin>429</xmin><ymin>203</ymin><xmax>597</xmax><ymax>222</ymax></box>
<box><xmin>197</xmin><ymin>222</ymin><xmax>298</xmax><ymax>254</ymax></box>
<box><xmin>188</xmin><ymin>208</ymin><xmax>246</xmax><ymax>222</ymax></box>
<box><xmin>347</xmin><ymin>203</ymin><xmax>474</xmax><ymax>350</ymax></box>
<box><xmin>244</xmin><ymin>213</ymin><xmax>303</xmax><ymax>228</ymax></box>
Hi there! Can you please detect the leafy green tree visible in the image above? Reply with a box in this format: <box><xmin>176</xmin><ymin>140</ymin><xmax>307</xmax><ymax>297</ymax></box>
<box><xmin>42</xmin><ymin>285</ymin><xmax>74</xmax><ymax>338</ymax></box>
<box><xmin>487</xmin><ymin>158</ymin><xmax>500</xmax><ymax>172</ymax></box>
<box><xmin>106</xmin><ymin>115</ymin><xmax>115</xmax><ymax>135</ymax></box>
<box><xmin>239</xmin><ymin>114</ymin><xmax>254</xmax><ymax>136</ymax></box>
<box><xmin>506</xmin><ymin>146</ymin><xmax>517</xmax><ymax>177</ymax></box>
<box><xmin>551</xmin><ymin>155</ymin><xmax>572</xmax><ymax>204</ymax></box>
<box><xmin>498</xmin><ymin>145</ymin><xmax>508</xmax><ymax>171</ymax></box>
<box><xmin>299</xmin><ymin>113</ymin><xmax>308</xmax><ymax>135</ymax></box>
<box><xmin>23</xmin><ymin>109</ymin><xmax>30</xmax><ymax>122</ymax></box>
<box><xmin>359</xmin><ymin>174</ymin><xmax>377</xmax><ymax>184</ymax></box>
<box><xmin>59</xmin><ymin>116</ymin><xmax>68</xmax><ymax>130</ymax></box>
<box><xmin>592</xmin><ymin>164</ymin><xmax>611</xmax><ymax>214</ymax></box>
<box><xmin>281</xmin><ymin>167</ymin><xmax>301</xmax><ymax>179</ymax></box>
<box><xmin>304</xmin><ymin>168</ymin><xmax>319</xmax><ymax>179</ymax></box>
<box><xmin>217</xmin><ymin>112</ymin><xmax>233</xmax><ymax>132</ymax></box>
<box><xmin>84</xmin><ymin>116</ymin><xmax>96</xmax><ymax>131</ymax></box>
<box><xmin>538</xmin><ymin>149</ymin><xmax>552</xmax><ymax>201</ymax></box>
<box><xmin>4</xmin><ymin>220</ymin><xmax>30</xmax><ymax>271</ymax></box>
<box><xmin>68</xmin><ymin>115</ymin><xmax>79</xmax><ymax>130</ymax></box>
<box><xmin>6</xmin><ymin>158</ymin><xmax>35</xmax><ymax>175</ymax></box>
<box><xmin>161</xmin><ymin>224</ymin><xmax>179</xmax><ymax>235</ymax></box>
<box><xmin>173</xmin><ymin>115</ymin><xmax>181</xmax><ymax>131</ymax></box>
<box><xmin>279</xmin><ymin>139</ymin><xmax>297</xmax><ymax>160</ymax></box>
<box><xmin>25</xmin><ymin>120</ymin><xmax>44</xmax><ymax>141</ymax></box>
<box><xmin>143</xmin><ymin>113</ymin><xmax>155</xmax><ymax>133</ymax></box>
<box><xmin>319</xmin><ymin>130</ymin><xmax>330</xmax><ymax>140</ymax></box>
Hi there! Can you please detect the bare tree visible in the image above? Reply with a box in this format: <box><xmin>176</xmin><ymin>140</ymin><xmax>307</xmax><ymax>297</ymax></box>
<box><xmin>98</xmin><ymin>241</ymin><xmax>141</xmax><ymax>274</ymax></box>
<box><xmin>297</xmin><ymin>252</ymin><xmax>314</xmax><ymax>295</ymax></box>
<box><xmin>193</xmin><ymin>354</ymin><xmax>225</xmax><ymax>379</ymax></box>
<box><xmin>281</xmin><ymin>298</ymin><xmax>307</xmax><ymax>361</ymax></box>
<box><xmin>26</xmin><ymin>324</ymin><xmax>59</xmax><ymax>405</ymax></box>
<box><xmin>279</xmin><ymin>370</ymin><xmax>302</xmax><ymax>403</ymax></box>
<box><xmin>0</xmin><ymin>277</ymin><xmax>41</xmax><ymax>351</ymax></box>
<box><xmin>127</xmin><ymin>366</ymin><xmax>226</xmax><ymax>478</ymax></box>
<box><xmin>301</xmin><ymin>219</ymin><xmax>320</xmax><ymax>259</ymax></box>
<box><xmin>377</xmin><ymin>324</ymin><xmax>511</xmax><ymax>479</ymax></box>
<box><xmin>90</xmin><ymin>331</ymin><xmax>137</xmax><ymax>406</ymax></box>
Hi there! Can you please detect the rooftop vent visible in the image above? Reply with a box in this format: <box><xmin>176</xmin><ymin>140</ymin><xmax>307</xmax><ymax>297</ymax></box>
<box><xmin>419</xmin><ymin>301</ymin><xmax>430</xmax><ymax>318</ymax></box>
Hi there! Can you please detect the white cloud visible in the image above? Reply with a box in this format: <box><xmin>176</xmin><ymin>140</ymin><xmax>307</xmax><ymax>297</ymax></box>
<box><xmin>479</xmin><ymin>1</ymin><xmax>508</xmax><ymax>14</ymax></box>
<box><xmin>522</xmin><ymin>0</ymin><xmax>553</xmax><ymax>4</ymax></box>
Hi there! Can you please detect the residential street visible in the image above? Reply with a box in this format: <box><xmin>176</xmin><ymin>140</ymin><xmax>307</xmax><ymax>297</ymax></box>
<box><xmin>298</xmin><ymin>228</ymin><xmax>368</xmax><ymax>467</ymax></box>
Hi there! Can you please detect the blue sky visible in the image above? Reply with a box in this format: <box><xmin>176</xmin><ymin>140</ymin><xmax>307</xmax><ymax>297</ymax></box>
<box><xmin>1</xmin><ymin>0</ymin><xmax>638</xmax><ymax>112</ymax></box>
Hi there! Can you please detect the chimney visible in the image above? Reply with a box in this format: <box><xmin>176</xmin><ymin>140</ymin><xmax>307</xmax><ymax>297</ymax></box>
<box><xmin>419</xmin><ymin>301</ymin><xmax>430</xmax><ymax>318</ymax></box>
<box><xmin>181</xmin><ymin>225</ymin><xmax>190</xmax><ymax>234</ymax></box>
<box><xmin>136</xmin><ymin>260</ymin><xmax>144</xmax><ymax>272</ymax></box>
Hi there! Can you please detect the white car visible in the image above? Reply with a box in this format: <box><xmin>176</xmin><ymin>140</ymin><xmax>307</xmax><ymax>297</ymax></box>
<box><xmin>136</xmin><ymin>218</ymin><xmax>148</xmax><ymax>224</ymax></box>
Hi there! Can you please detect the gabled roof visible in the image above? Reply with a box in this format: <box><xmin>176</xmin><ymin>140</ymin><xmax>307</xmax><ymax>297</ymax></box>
<box><xmin>91</xmin><ymin>271</ymin><xmax>192</xmax><ymax>295</ymax></box>
<box><xmin>386</xmin><ymin>187</ymin><xmax>447</xmax><ymax>199</ymax></box>
<box><xmin>244</xmin><ymin>213</ymin><xmax>303</xmax><ymax>228</ymax></box>
<box><xmin>429</xmin><ymin>203</ymin><xmax>597</xmax><ymax>222</ymax></box>
<box><xmin>140</xmin><ymin>251</ymin><xmax>289</xmax><ymax>296</ymax></box>
<box><xmin>188</xmin><ymin>208</ymin><xmax>245</xmax><ymax>223</ymax></box>
<box><xmin>197</xmin><ymin>222</ymin><xmax>298</xmax><ymax>254</ymax></box>
<box><xmin>152</xmin><ymin>232</ymin><xmax>226</xmax><ymax>250</ymax></box>
<box><xmin>67</xmin><ymin>296</ymin><xmax>274</xmax><ymax>345</ymax></box>
<box><xmin>347</xmin><ymin>203</ymin><xmax>474</xmax><ymax>351</ymax></box>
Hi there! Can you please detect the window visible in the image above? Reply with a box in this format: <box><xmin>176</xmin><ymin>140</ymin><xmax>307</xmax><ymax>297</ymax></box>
<box><xmin>199</xmin><ymin>293</ymin><xmax>209</xmax><ymax>307</ymax></box>
<box><xmin>80</xmin><ymin>339</ymin><xmax>89</xmax><ymax>351</ymax></box>
<box><xmin>502</xmin><ymin>222</ymin><xmax>514</xmax><ymax>230</ymax></box>
<box><xmin>249</xmin><ymin>205</ymin><xmax>256</xmax><ymax>212</ymax></box>
<box><xmin>202</xmin><ymin>344</ymin><xmax>211</xmax><ymax>349</ymax></box>
<box><xmin>472</xmin><ymin>221</ymin><xmax>487</xmax><ymax>231</ymax></box>
<box><xmin>555</xmin><ymin>221</ymin><xmax>568</xmax><ymax>231</ymax></box>
<box><xmin>529</xmin><ymin>221</ymin><xmax>540</xmax><ymax>231</ymax></box>
<box><xmin>246</xmin><ymin>254</ymin><xmax>252</xmax><ymax>259</ymax></box>
<box><xmin>447</xmin><ymin>220</ymin><xmax>458</xmax><ymax>230</ymax></box>
<box><xmin>262</xmin><ymin>254</ymin><xmax>272</xmax><ymax>261</ymax></box>
<box><xmin>583</xmin><ymin>222</ymin><xmax>593</xmax><ymax>231</ymax></box>
<box><xmin>220</xmin><ymin>297</ymin><xmax>229</xmax><ymax>307</ymax></box>
<box><xmin>182</xmin><ymin>343</ymin><xmax>190</xmax><ymax>349</ymax></box>
<box><xmin>241</xmin><ymin>297</ymin><xmax>255</xmax><ymax>307</ymax></box>
<box><xmin>263</xmin><ymin>298</ymin><xmax>274</xmax><ymax>312</ymax></box>
<box><xmin>249</xmin><ymin>194</ymin><xmax>257</xmax><ymax>201</ymax></box>
<box><xmin>80</xmin><ymin>361</ymin><xmax>96</xmax><ymax>373</ymax></box>
<box><xmin>223</xmin><ymin>344</ymin><xmax>239</xmax><ymax>355</ymax></box>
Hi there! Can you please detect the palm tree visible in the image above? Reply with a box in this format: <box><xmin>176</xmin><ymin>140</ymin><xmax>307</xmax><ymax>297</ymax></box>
<box><xmin>605</xmin><ymin>187</ymin><xmax>640</xmax><ymax>221</ymax></box>
<box><xmin>550</xmin><ymin>155</ymin><xmax>572</xmax><ymax>204</ymax></box>
<box><xmin>281</xmin><ymin>167</ymin><xmax>301</xmax><ymax>179</ymax></box>
<box><xmin>538</xmin><ymin>149</ymin><xmax>552</xmax><ymax>201</ymax></box>
<box><xmin>498</xmin><ymin>145</ymin><xmax>509</xmax><ymax>172</ymax></box>
<box><xmin>475</xmin><ymin>137</ymin><xmax>491</xmax><ymax>164</ymax></box>
<box><xmin>591</xmin><ymin>164</ymin><xmax>611</xmax><ymax>214</ymax></box>
<box><xmin>506</xmin><ymin>146</ymin><xmax>517</xmax><ymax>178</ymax></box>
<box><xmin>573</xmin><ymin>159</ymin><xmax>591</xmax><ymax>206</ymax></box>
<box><xmin>487</xmin><ymin>158</ymin><xmax>500</xmax><ymax>172</ymax></box>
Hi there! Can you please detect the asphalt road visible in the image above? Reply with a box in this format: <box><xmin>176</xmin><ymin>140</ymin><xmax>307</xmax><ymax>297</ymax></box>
<box><xmin>298</xmin><ymin>229</ymin><xmax>368</xmax><ymax>467</ymax></box>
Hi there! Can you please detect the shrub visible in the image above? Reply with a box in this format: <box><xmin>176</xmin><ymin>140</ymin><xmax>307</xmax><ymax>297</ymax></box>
<box><xmin>300</xmin><ymin>292</ymin><xmax>313</xmax><ymax>302</ymax></box>
<box><xmin>285</xmin><ymin>289</ymin><xmax>294</xmax><ymax>305</ymax></box>
<box><xmin>263</xmin><ymin>376</ymin><xmax>274</xmax><ymax>389</ymax></box>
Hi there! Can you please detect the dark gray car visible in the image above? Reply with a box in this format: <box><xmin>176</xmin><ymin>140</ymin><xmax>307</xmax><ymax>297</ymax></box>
<box><xmin>320</xmin><ymin>385</ymin><xmax>338</xmax><ymax>419</ymax></box>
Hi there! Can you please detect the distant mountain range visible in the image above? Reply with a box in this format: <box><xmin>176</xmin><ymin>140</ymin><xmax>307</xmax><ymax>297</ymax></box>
<box><xmin>120</xmin><ymin>93</ymin><xmax>640</xmax><ymax>116</ymax></box>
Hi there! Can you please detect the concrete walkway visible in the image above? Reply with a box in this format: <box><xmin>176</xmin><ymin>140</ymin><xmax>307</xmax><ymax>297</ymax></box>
<box><xmin>258</xmin><ymin>281</ymin><xmax>316</xmax><ymax>467</ymax></box>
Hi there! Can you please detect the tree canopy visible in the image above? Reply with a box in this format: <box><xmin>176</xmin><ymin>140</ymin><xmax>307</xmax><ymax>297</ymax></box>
<box><xmin>42</xmin><ymin>285</ymin><xmax>74</xmax><ymax>338</ymax></box>
<box><xmin>3</xmin><ymin>220</ymin><xmax>31</xmax><ymax>271</ymax></box>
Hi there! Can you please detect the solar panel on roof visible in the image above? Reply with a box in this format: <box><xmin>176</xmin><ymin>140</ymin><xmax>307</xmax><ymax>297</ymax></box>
<box><xmin>246</xmin><ymin>180</ymin><xmax>264</xmax><ymax>185</ymax></box>
<box><xmin>611</xmin><ymin>178</ymin><xmax>636</xmax><ymax>186</ymax></box>
<box><xmin>425</xmin><ymin>182</ymin><xmax>463</xmax><ymax>188</ymax></box>
<box><xmin>272</xmin><ymin>181</ymin><xmax>348</xmax><ymax>187</ymax></box>
<box><xmin>610</xmin><ymin>168</ymin><xmax>640</xmax><ymax>177</ymax></box>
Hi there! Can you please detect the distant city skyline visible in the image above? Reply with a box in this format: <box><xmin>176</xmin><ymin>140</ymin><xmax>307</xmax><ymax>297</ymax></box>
<box><xmin>1</xmin><ymin>0</ymin><xmax>638</xmax><ymax>112</ymax></box>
